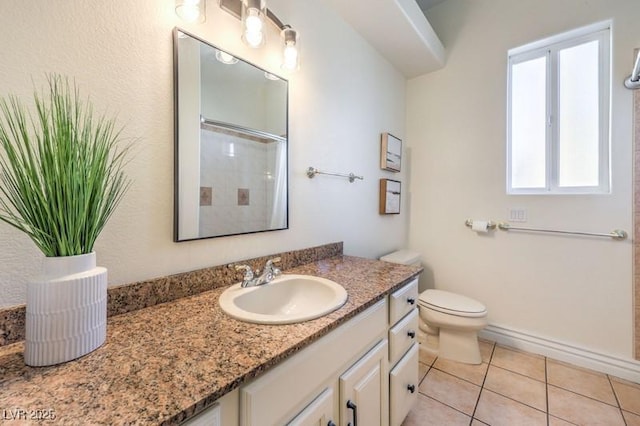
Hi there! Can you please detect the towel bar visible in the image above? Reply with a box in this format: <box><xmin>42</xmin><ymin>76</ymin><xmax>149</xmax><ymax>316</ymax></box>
<box><xmin>306</xmin><ymin>167</ymin><xmax>363</xmax><ymax>183</ymax></box>
<box><xmin>497</xmin><ymin>222</ymin><xmax>627</xmax><ymax>240</ymax></box>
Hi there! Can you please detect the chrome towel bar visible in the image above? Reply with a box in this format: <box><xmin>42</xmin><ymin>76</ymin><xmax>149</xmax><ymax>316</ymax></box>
<box><xmin>306</xmin><ymin>167</ymin><xmax>363</xmax><ymax>183</ymax></box>
<box><xmin>497</xmin><ymin>222</ymin><xmax>628</xmax><ymax>240</ymax></box>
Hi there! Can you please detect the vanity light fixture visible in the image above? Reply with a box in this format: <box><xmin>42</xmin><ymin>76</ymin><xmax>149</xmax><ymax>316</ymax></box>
<box><xmin>241</xmin><ymin>0</ymin><xmax>267</xmax><ymax>48</ymax></box>
<box><xmin>175</xmin><ymin>0</ymin><xmax>206</xmax><ymax>23</ymax></box>
<box><xmin>215</xmin><ymin>50</ymin><xmax>239</xmax><ymax>65</ymax></box>
<box><xmin>281</xmin><ymin>26</ymin><xmax>299</xmax><ymax>71</ymax></box>
<box><xmin>219</xmin><ymin>0</ymin><xmax>301</xmax><ymax>72</ymax></box>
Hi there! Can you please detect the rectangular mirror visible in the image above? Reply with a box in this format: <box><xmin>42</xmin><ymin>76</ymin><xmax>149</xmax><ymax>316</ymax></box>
<box><xmin>174</xmin><ymin>28</ymin><xmax>288</xmax><ymax>241</ymax></box>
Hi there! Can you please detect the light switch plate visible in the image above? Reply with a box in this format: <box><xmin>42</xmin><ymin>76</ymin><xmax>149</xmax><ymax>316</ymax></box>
<box><xmin>508</xmin><ymin>208</ymin><xmax>528</xmax><ymax>223</ymax></box>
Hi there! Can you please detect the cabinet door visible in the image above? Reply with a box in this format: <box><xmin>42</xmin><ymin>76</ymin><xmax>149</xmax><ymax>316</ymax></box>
<box><xmin>389</xmin><ymin>343</ymin><xmax>419</xmax><ymax>426</ymax></box>
<box><xmin>287</xmin><ymin>387</ymin><xmax>336</xmax><ymax>426</ymax></box>
<box><xmin>340</xmin><ymin>340</ymin><xmax>389</xmax><ymax>426</ymax></box>
<box><xmin>182</xmin><ymin>388</ymin><xmax>238</xmax><ymax>426</ymax></box>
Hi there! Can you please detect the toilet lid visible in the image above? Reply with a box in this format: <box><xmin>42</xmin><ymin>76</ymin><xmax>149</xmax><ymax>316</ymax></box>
<box><xmin>419</xmin><ymin>289</ymin><xmax>487</xmax><ymax>317</ymax></box>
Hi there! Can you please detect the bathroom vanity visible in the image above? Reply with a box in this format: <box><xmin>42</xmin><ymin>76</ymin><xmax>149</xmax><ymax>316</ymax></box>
<box><xmin>186</xmin><ymin>277</ymin><xmax>420</xmax><ymax>426</ymax></box>
<box><xmin>0</xmin><ymin>255</ymin><xmax>421</xmax><ymax>425</ymax></box>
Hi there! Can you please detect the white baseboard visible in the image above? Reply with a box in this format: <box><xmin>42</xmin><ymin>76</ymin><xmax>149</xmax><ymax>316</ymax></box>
<box><xmin>479</xmin><ymin>324</ymin><xmax>640</xmax><ymax>384</ymax></box>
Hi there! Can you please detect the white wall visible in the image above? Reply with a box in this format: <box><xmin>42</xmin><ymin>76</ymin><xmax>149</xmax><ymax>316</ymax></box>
<box><xmin>0</xmin><ymin>0</ymin><xmax>408</xmax><ymax>308</ymax></box>
<box><xmin>407</xmin><ymin>0</ymin><xmax>638</xmax><ymax>359</ymax></box>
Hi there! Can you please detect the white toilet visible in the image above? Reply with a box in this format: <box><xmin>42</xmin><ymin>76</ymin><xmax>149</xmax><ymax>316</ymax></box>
<box><xmin>380</xmin><ymin>249</ymin><xmax>488</xmax><ymax>365</ymax></box>
<box><xmin>418</xmin><ymin>290</ymin><xmax>488</xmax><ymax>364</ymax></box>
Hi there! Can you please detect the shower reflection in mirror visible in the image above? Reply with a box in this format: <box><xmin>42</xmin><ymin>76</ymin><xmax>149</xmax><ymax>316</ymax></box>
<box><xmin>174</xmin><ymin>29</ymin><xmax>288</xmax><ymax>241</ymax></box>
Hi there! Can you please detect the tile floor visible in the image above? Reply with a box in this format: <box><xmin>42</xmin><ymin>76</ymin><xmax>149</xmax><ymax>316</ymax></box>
<box><xmin>402</xmin><ymin>340</ymin><xmax>640</xmax><ymax>426</ymax></box>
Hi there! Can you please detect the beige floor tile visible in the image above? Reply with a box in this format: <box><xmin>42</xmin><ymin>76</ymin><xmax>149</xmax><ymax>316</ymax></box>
<box><xmin>419</xmin><ymin>345</ymin><xmax>437</xmax><ymax>366</ymax></box>
<box><xmin>474</xmin><ymin>389</ymin><xmax>547</xmax><ymax>426</ymax></box>
<box><xmin>484</xmin><ymin>365</ymin><xmax>546</xmax><ymax>411</ymax></box>
<box><xmin>419</xmin><ymin>362</ymin><xmax>429</xmax><ymax>384</ymax></box>
<box><xmin>471</xmin><ymin>420</ymin><xmax>489</xmax><ymax>426</ymax></box>
<box><xmin>623</xmin><ymin>410</ymin><xmax>640</xmax><ymax>426</ymax></box>
<box><xmin>491</xmin><ymin>346</ymin><xmax>546</xmax><ymax>381</ymax></box>
<box><xmin>402</xmin><ymin>394</ymin><xmax>470</xmax><ymax>426</ymax></box>
<box><xmin>611</xmin><ymin>378</ymin><xmax>640</xmax><ymax>415</ymax></box>
<box><xmin>548</xmin><ymin>385</ymin><xmax>625</xmax><ymax>425</ymax></box>
<box><xmin>479</xmin><ymin>339</ymin><xmax>495</xmax><ymax>364</ymax></box>
<box><xmin>610</xmin><ymin>375</ymin><xmax>640</xmax><ymax>387</ymax></box>
<box><xmin>547</xmin><ymin>359</ymin><xmax>617</xmax><ymax>405</ymax></box>
<box><xmin>432</xmin><ymin>357</ymin><xmax>488</xmax><ymax>386</ymax></box>
<box><xmin>549</xmin><ymin>415</ymin><xmax>577</xmax><ymax>425</ymax></box>
<box><xmin>419</xmin><ymin>368</ymin><xmax>481</xmax><ymax>415</ymax></box>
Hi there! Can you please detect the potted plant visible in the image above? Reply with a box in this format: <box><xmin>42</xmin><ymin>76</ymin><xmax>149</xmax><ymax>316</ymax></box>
<box><xmin>0</xmin><ymin>75</ymin><xmax>131</xmax><ymax>366</ymax></box>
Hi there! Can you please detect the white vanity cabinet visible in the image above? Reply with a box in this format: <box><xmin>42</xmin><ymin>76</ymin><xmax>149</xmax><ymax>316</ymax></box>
<box><xmin>387</xmin><ymin>278</ymin><xmax>420</xmax><ymax>426</ymax></box>
<box><xmin>240</xmin><ymin>299</ymin><xmax>388</xmax><ymax>426</ymax></box>
<box><xmin>287</xmin><ymin>387</ymin><xmax>335</xmax><ymax>426</ymax></box>
<box><xmin>181</xmin><ymin>277</ymin><xmax>421</xmax><ymax>426</ymax></box>
<box><xmin>181</xmin><ymin>388</ymin><xmax>239</xmax><ymax>426</ymax></box>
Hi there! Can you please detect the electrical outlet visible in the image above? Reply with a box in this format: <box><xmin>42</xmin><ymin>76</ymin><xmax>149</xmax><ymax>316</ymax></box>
<box><xmin>508</xmin><ymin>208</ymin><xmax>527</xmax><ymax>223</ymax></box>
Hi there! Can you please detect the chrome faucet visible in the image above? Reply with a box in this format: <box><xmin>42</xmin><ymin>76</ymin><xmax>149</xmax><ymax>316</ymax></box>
<box><xmin>235</xmin><ymin>257</ymin><xmax>282</xmax><ymax>287</ymax></box>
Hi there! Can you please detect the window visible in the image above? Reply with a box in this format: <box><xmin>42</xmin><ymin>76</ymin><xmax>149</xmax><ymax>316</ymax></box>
<box><xmin>507</xmin><ymin>22</ymin><xmax>610</xmax><ymax>194</ymax></box>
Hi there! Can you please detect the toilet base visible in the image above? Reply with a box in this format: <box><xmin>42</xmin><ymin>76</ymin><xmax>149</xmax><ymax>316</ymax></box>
<box><xmin>418</xmin><ymin>328</ymin><xmax>438</xmax><ymax>350</ymax></box>
<box><xmin>438</xmin><ymin>328</ymin><xmax>482</xmax><ymax>364</ymax></box>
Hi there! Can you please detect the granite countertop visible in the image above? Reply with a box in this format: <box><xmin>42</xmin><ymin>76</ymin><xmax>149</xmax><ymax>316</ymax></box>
<box><xmin>0</xmin><ymin>255</ymin><xmax>421</xmax><ymax>425</ymax></box>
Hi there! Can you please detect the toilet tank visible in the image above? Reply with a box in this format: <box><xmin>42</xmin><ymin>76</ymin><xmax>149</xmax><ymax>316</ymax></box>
<box><xmin>381</xmin><ymin>249</ymin><xmax>423</xmax><ymax>293</ymax></box>
<box><xmin>380</xmin><ymin>250</ymin><xmax>426</xmax><ymax>293</ymax></box>
<box><xmin>379</xmin><ymin>249</ymin><xmax>421</xmax><ymax>267</ymax></box>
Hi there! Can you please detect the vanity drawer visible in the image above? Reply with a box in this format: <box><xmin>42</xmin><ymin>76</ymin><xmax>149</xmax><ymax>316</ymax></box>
<box><xmin>389</xmin><ymin>343</ymin><xmax>419</xmax><ymax>426</ymax></box>
<box><xmin>388</xmin><ymin>309</ymin><xmax>419</xmax><ymax>367</ymax></box>
<box><xmin>389</xmin><ymin>278</ymin><xmax>419</xmax><ymax>325</ymax></box>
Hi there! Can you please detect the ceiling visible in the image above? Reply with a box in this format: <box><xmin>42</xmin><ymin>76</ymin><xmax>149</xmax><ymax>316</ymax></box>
<box><xmin>322</xmin><ymin>0</ymin><xmax>446</xmax><ymax>78</ymax></box>
<box><xmin>414</xmin><ymin>0</ymin><xmax>447</xmax><ymax>11</ymax></box>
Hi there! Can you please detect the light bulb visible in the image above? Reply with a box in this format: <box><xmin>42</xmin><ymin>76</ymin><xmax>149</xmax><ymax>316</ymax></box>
<box><xmin>215</xmin><ymin>50</ymin><xmax>238</xmax><ymax>65</ymax></box>
<box><xmin>282</xmin><ymin>45</ymin><xmax>298</xmax><ymax>70</ymax></box>
<box><xmin>175</xmin><ymin>0</ymin><xmax>205</xmax><ymax>23</ymax></box>
<box><xmin>243</xmin><ymin>30</ymin><xmax>264</xmax><ymax>48</ymax></box>
<box><xmin>280</xmin><ymin>27</ymin><xmax>300</xmax><ymax>71</ymax></box>
<box><xmin>264</xmin><ymin>72</ymin><xmax>280</xmax><ymax>81</ymax></box>
<box><xmin>245</xmin><ymin>10</ymin><xmax>263</xmax><ymax>32</ymax></box>
<box><xmin>241</xmin><ymin>0</ymin><xmax>266</xmax><ymax>48</ymax></box>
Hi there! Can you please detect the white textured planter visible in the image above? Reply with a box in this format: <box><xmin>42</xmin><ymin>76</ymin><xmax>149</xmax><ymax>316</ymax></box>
<box><xmin>24</xmin><ymin>252</ymin><xmax>107</xmax><ymax>366</ymax></box>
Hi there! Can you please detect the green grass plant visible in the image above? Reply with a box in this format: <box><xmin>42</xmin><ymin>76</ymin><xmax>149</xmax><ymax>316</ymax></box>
<box><xmin>0</xmin><ymin>75</ymin><xmax>131</xmax><ymax>257</ymax></box>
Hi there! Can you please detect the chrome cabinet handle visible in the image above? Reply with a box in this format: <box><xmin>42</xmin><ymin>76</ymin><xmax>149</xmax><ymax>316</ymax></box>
<box><xmin>407</xmin><ymin>330</ymin><xmax>416</xmax><ymax>339</ymax></box>
<box><xmin>346</xmin><ymin>400</ymin><xmax>358</xmax><ymax>426</ymax></box>
<box><xmin>327</xmin><ymin>422</ymin><xmax>336</xmax><ymax>426</ymax></box>
<box><xmin>407</xmin><ymin>297</ymin><xmax>416</xmax><ymax>305</ymax></box>
<box><xmin>407</xmin><ymin>384</ymin><xmax>416</xmax><ymax>393</ymax></box>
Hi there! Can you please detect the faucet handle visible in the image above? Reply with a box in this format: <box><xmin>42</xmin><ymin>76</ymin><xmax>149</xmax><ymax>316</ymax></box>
<box><xmin>265</xmin><ymin>257</ymin><xmax>281</xmax><ymax>267</ymax></box>
<box><xmin>265</xmin><ymin>257</ymin><xmax>282</xmax><ymax>277</ymax></box>
<box><xmin>234</xmin><ymin>264</ymin><xmax>254</xmax><ymax>279</ymax></box>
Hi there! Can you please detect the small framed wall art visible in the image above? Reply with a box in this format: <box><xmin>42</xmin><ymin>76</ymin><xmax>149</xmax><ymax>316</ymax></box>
<box><xmin>379</xmin><ymin>179</ymin><xmax>401</xmax><ymax>214</ymax></box>
<box><xmin>380</xmin><ymin>133</ymin><xmax>402</xmax><ymax>172</ymax></box>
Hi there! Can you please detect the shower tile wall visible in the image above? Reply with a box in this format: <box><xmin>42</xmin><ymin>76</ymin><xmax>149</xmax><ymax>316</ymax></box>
<box><xmin>199</xmin><ymin>129</ymin><xmax>275</xmax><ymax>236</ymax></box>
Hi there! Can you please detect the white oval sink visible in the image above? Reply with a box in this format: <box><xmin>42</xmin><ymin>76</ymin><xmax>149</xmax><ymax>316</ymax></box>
<box><xmin>219</xmin><ymin>274</ymin><xmax>348</xmax><ymax>324</ymax></box>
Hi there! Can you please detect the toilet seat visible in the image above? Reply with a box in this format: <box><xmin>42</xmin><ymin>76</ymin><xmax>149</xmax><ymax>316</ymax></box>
<box><xmin>419</xmin><ymin>289</ymin><xmax>487</xmax><ymax>318</ymax></box>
